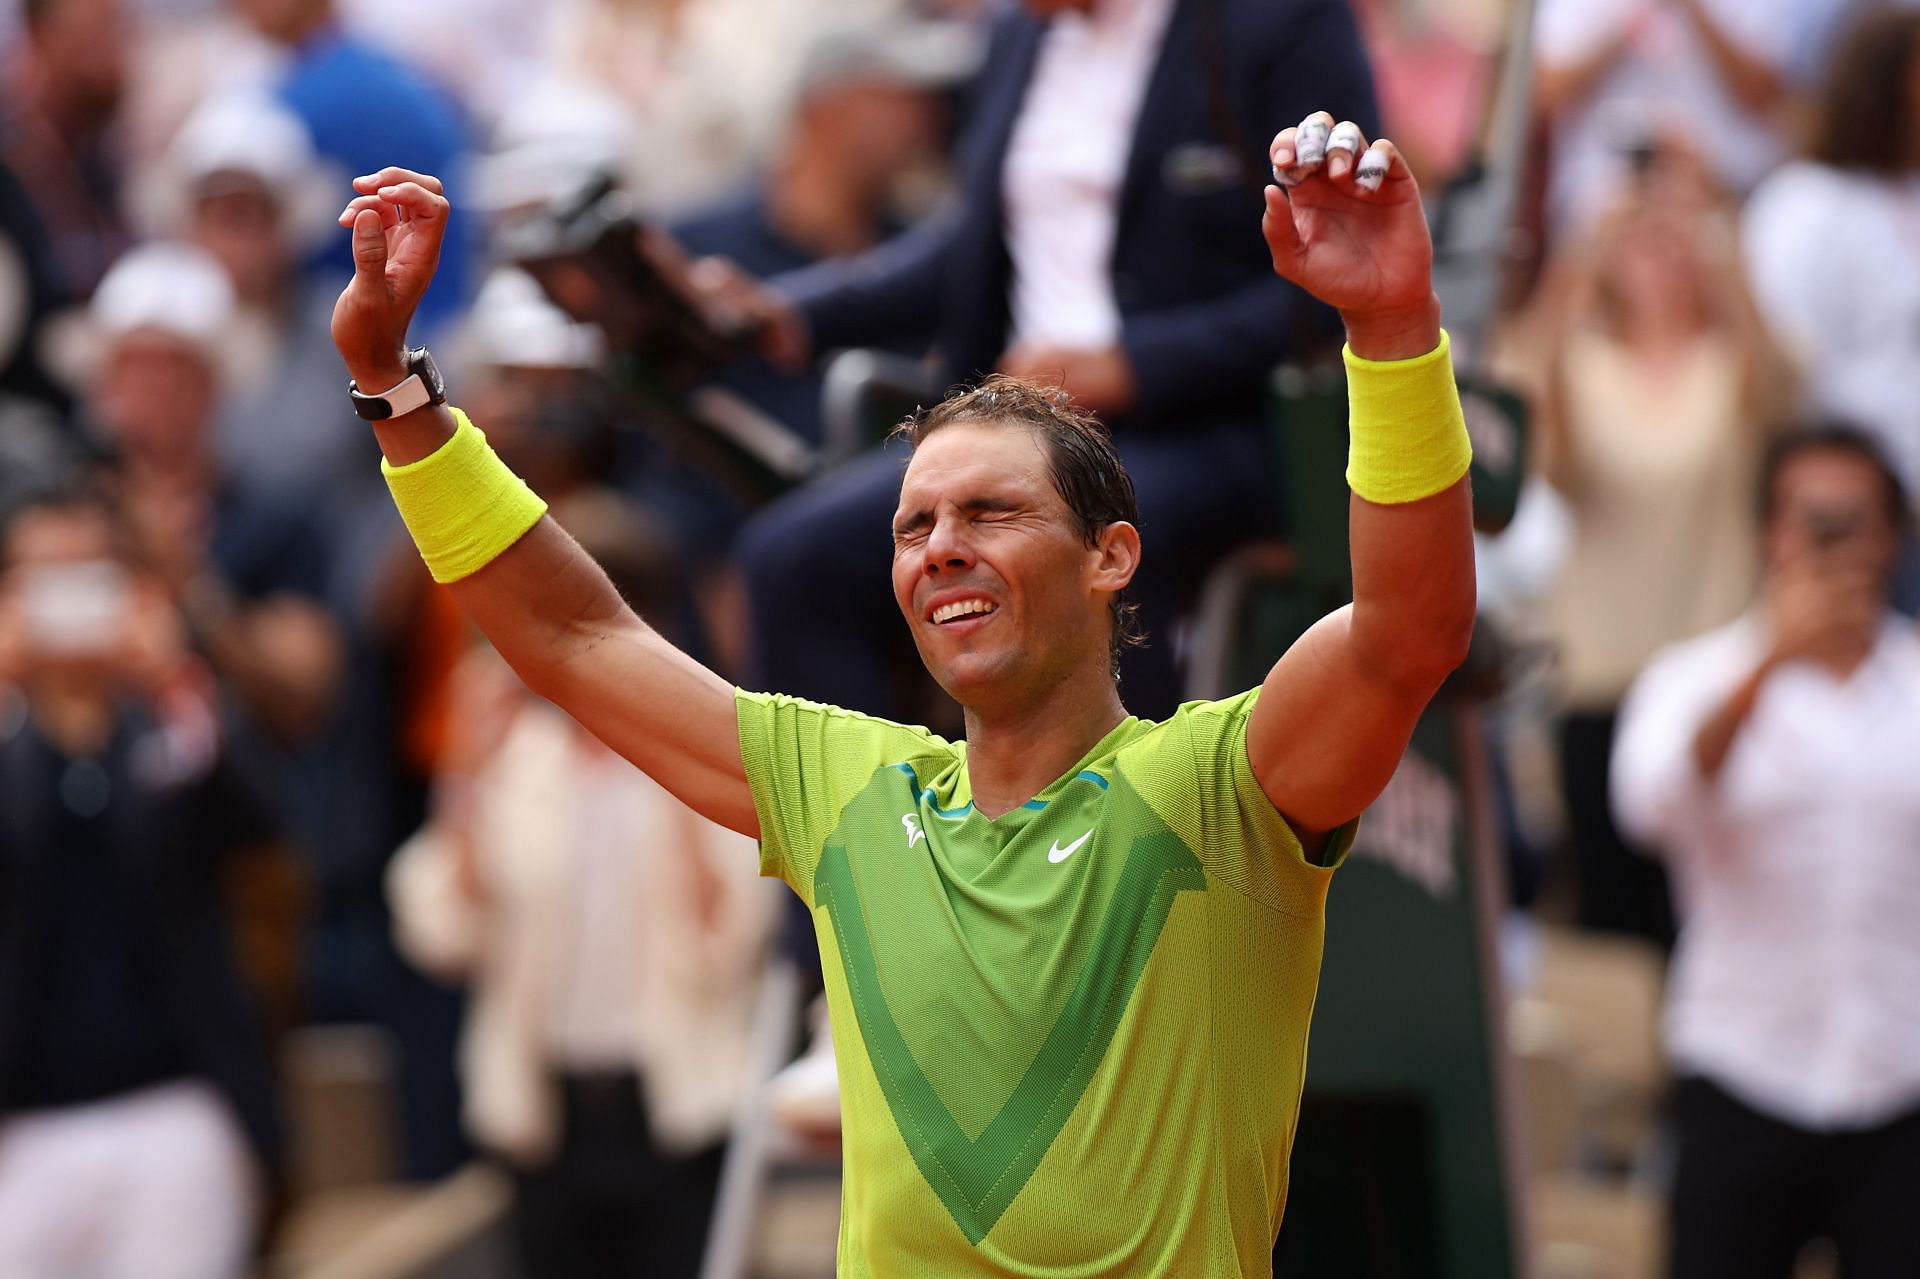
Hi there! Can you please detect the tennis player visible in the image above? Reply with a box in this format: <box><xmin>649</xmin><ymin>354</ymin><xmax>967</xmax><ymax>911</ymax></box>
<box><xmin>330</xmin><ymin>108</ymin><xmax>1474</xmax><ymax>1276</ymax></box>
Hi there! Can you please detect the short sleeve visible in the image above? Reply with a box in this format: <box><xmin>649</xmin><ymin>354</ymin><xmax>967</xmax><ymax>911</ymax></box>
<box><xmin>1118</xmin><ymin>690</ymin><xmax>1356</xmax><ymax>919</ymax></box>
<box><xmin>734</xmin><ymin>689</ymin><xmax>948</xmax><ymax>899</ymax></box>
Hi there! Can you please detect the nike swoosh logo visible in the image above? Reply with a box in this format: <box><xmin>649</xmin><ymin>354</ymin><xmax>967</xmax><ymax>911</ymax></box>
<box><xmin>1047</xmin><ymin>829</ymin><xmax>1093</xmax><ymax>864</ymax></box>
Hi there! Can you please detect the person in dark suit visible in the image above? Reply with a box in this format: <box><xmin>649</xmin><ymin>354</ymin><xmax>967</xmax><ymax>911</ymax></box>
<box><xmin>733</xmin><ymin>0</ymin><xmax>1379</xmax><ymax>718</ymax></box>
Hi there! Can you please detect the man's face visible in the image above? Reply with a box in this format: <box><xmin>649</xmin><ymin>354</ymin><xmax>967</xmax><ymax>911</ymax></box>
<box><xmin>30</xmin><ymin>0</ymin><xmax>127</xmax><ymax>127</ymax></box>
<box><xmin>891</xmin><ymin>421</ymin><xmax>1124</xmax><ymax>708</ymax></box>
<box><xmin>1764</xmin><ymin>448</ymin><xmax>1903</xmax><ymax>584</ymax></box>
<box><xmin>93</xmin><ymin>331</ymin><xmax>218</xmax><ymax>467</ymax></box>
<box><xmin>192</xmin><ymin>180</ymin><xmax>290</xmax><ymax>304</ymax></box>
<box><xmin>0</xmin><ymin>504</ymin><xmax>129</xmax><ymax>684</ymax></box>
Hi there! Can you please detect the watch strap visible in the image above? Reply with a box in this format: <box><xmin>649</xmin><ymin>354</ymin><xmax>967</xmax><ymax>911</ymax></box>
<box><xmin>350</xmin><ymin>347</ymin><xmax>447</xmax><ymax>421</ymax></box>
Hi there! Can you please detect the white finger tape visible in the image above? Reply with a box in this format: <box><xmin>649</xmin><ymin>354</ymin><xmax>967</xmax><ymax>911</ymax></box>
<box><xmin>1328</xmin><ymin>121</ymin><xmax>1365</xmax><ymax>155</ymax></box>
<box><xmin>1356</xmin><ymin>147</ymin><xmax>1390</xmax><ymax>192</ymax></box>
<box><xmin>1293</xmin><ymin>116</ymin><xmax>1331</xmax><ymax>170</ymax></box>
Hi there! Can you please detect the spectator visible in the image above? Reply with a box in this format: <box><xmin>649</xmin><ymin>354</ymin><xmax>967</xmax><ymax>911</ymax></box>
<box><xmin>58</xmin><ymin>241</ymin><xmax>342</xmax><ymax>746</ymax></box>
<box><xmin>673</xmin><ymin>19</ymin><xmax>974</xmax><ymax>445</ymax></box>
<box><xmin>539</xmin><ymin>0</ymin><xmax>908</xmax><ymax>218</ymax></box>
<box><xmin>1531</xmin><ymin>0</ymin><xmax>1831</xmax><ymax>236</ymax></box>
<box><xmin>0</xmin><ymin>484</ymin><xmax>283</xmax><ymax>1279</ymax></box>
<box><xmin>734</xmin><ymin>0</ymin><xmax>1378</xmax><ymax>720</ymax></box>
<box><xmin>0</xmin><ymin>0</ymin><xmax>133</xmax><ymax>302</ymax></box>
<box><xmin>231</xmin><ymin>0</ymin><xmax>476</xmax><ymax>329</ymax></box>
<box><xmin>1743</xmin><ymin>7</ymin><xmax>1920</xmax><ymax>505</ymax></box>
<box><xmin>388</xmin><ymin>499</ymin><xmax>773</xmax><ymax>1279</ymax></box>
<box><xmin>155</xmin><ymin>91</ymin><xmax>365</xmax><ymax>497</ymax></box>
<box><xmin>1612</xmin><ymin>427</ymin><xmax>1920</xmax><ymax>1279</ymax></box>
<box><xmin>1529</xmin><ymin>150</ymin><xmax>1787</xmax><ymax>945</ymax></box>
<box><xmin>0</xmin><ymin>0</ymin><xmax>134</xmax><ymax>413</ymax></box>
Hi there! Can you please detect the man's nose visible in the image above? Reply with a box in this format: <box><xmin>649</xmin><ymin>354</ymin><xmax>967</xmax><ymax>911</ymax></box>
<box><xmin>922</xmin><ymin>513</ymin><xmax>974</xmax><ymax>574</ymax></box>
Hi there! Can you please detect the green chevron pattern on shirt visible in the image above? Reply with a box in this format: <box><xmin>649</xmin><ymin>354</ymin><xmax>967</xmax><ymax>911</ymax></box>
<box><xmin>736</xmin><ymin>688</ymin><xmax>1354</xmax><ymax>1277</ymax></box>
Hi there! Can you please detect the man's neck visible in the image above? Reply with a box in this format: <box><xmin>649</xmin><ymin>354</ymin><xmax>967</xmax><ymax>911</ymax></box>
<box><xmin>962</xmin><ymin>672</ymin><xmax>1128</xmax><ymax>819</ymax></box>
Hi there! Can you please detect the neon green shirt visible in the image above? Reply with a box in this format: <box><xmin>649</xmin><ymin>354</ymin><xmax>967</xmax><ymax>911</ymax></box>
<box><xmin>737</xmin><ymin>688</ymin><xmax>1353</xmax><ymax>1277</ymax></box>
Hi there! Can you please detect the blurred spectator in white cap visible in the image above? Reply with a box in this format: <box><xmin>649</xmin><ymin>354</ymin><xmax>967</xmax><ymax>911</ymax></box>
<box><xmin>148</xmin><ymin>91</ymin><xmax>362</xmax><ymax>497</ymax></box>
<box><xmin>53</xmin><ymin>240</ymin><xmax>342</xmax><ymax>748</ymax></box>
<box><xmin>1531</xmin><ymin>0</ymin><xmax>1855</xmax><ymax>238</ymax></box>
<box><xmin>1743</xmin><ymin>7</ymin><xmax>1920</xmax><ymax>529</ymax></box>
<box><xmin>230</xmin><ymin>0</ymin><xmax>476</xmax><ymax>330</ymax></box>
<box><xmin>671</xmin><ymin>17</ymin><xmax>973</xmax><ymax>445</ymax></box>
<box><xmin>539</xmin><ymin>0</ymin><xmax>914</xmax><ymax>219</ymax></box>
<box><xmin>0</xmin><ymin>0</ymin><xmax>135</xmax><ymax>414</ymax></box>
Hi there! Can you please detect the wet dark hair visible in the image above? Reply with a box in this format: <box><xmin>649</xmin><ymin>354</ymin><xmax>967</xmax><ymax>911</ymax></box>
<box><xmin>1806</xmin><ymin>8</ymin><xmax>1920</xmax><ymax>175</ymax></box>
<box><xmin>1758</xmin><ymin>423</ymin><xmax>1911</xmax><ymax>532</ymax></box>
<box><xmin>893</xmin><ymin>374</ymin><xmax>1145</xmax><ymax>679</ymax></box>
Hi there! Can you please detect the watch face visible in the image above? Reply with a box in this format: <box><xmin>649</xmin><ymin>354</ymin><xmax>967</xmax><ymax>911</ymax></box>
<box><xmin>412</xmin><ymin>347</ymin><xmax>447</xmax><ymax>401</ymax></box>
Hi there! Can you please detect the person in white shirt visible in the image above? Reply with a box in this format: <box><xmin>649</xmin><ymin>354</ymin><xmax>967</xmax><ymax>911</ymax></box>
<box><xmin>1611</xmin><ymin>426</ymin><xmax>1920</xmax><ymax>1279</ymax></box>
<box><xmin>1742</xmin><ymin>7</ymin><xmax>1920</xmax><ymax>505</ymax></box>
<box><xmin>1532</xmin><ymin>0</ymin><xmax>1816</xmax><ymax>235</ymax></box>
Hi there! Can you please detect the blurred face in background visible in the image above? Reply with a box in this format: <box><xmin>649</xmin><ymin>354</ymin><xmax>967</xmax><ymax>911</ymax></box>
<box><xmin>0</xmin><ymin>502</ymin><xmax>134</xmax><ymax>688</ymax></box>
<box><xmin>1021</xmin><ymin>0</ymin><xmax>1097</xmax><ymax>15</ymax></box>
<box><xmin>811</xmin><ymin>79</ymin><xmax>948</xmax><ymax>196</ymax></box>
<box><xmin>1598</xmin><ymin>207</ymin><xmax>1709</xmax><ymax>336</ymax></box>
<box><xmin>1763</xmin><ymin>448</ymin><xmax>1904</xmax><ymax>590</ymax></box>
<box><xmin>26</xmin><ymin>0</ymin><xmax>128</xmax><ymax>129</ymax></box>
<box><xmin>191</xmin><ymin>175</ymin><xmax>292</xmax><ymax>306</ymax></box>
<box><xmin>93</xmin><ymin>330</ymin><xmax>219</xmax><ymax>471</ymax></box>
<box><xmin>233</xmin><ymin>0</ymin><xmax>331</xmax><ymax>45</ymax></box>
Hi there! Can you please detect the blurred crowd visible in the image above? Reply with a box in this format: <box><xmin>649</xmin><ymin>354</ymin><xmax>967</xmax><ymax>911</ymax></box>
<box><xmin>0</xmin><ymin>0</ymin><xmax>1915</xmax><ymax>1276</ymax></box>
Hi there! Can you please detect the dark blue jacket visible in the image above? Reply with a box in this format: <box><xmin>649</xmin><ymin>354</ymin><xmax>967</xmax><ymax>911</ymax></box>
<box><xmin>781</xmin><ymin>0</ymin><xmax>1378</xmax><ymax>432</ymax></box>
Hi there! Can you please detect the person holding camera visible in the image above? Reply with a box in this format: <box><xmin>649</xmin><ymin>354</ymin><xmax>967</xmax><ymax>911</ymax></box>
<box><xmin>0</xmin><ymin>485</ymin><xmax>284</xmax><ymax>1279</ymax></box>
<box><xmin>1522</xmin><ymin>145</ymin><xmax>1787</xmax><ymax>946</ymax></box>
<box><xmin>1611</xmin><ymin>427</ymin><xmax>1920</xmax><ymax>1279</ymax></box>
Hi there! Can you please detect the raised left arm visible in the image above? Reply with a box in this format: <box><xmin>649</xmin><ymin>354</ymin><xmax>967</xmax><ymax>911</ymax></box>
<box><xmin>1245</xmin><ymin>114</ymin><xmax>1476</xmax><ymax>844</ymax></box>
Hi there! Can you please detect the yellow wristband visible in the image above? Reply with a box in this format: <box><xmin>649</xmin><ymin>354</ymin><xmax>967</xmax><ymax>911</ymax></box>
<box><xmin>380</xmin><ymin>407</ymin><xmax>548</xmax><ymax>584</ymax></box>
<box><xmin>1343</xmin><ymin>329</ymin><xmax>1472</xmax><ymax>505</ymax></box>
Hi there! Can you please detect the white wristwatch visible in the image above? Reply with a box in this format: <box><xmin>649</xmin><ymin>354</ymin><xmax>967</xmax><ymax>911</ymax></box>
<box><xmin>348</xmin><ymin>347</ymin><xmax>447</xmax><ymax>421</ymax></box>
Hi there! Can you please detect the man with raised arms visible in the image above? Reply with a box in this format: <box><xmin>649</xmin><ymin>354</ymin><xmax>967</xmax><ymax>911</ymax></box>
<box><xmin>328</xmin><ymin>106</ymin><xmax>1474</xmax><ymax>1276</ymax></box>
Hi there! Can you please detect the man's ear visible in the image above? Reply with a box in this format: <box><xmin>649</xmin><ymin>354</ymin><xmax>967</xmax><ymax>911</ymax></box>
<box><xmin>1090</xmin><ymin>520</ymin><xmax>1141</xmax><ymax>594</ymax></box>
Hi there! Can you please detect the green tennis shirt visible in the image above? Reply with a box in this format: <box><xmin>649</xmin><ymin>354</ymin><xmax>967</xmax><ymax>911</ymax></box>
<box><xmin>737</xmin><ymin>687</ymin><xmax>1354</xmax><ymax>1277</ymax></box>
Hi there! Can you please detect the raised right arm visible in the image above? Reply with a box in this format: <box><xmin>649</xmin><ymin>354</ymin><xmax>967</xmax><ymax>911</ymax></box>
<box><xmin>332</xmin><ymin>168</ymin><xmax>757</xmax><ymax>837</ymax></box>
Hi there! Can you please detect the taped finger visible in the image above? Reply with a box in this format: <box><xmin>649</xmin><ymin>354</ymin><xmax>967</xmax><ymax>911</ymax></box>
<box><xmin>1290</xmin><ymin>112</ymin><xmax>1334</xmax><ymax>178</ymax></box>
<box><xmin>1355</xmin><ymin>140</ymin><xmax>1394</xmax><ymax>193</ymax></box>
<box><xmin>1327</xmin><ymin>121</ymin><xmax>1366</xmax><ymax>157</ymax></box>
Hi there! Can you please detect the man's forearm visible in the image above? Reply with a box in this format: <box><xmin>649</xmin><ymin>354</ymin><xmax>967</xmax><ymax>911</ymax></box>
<box><xmin>1343</xmin><ymin>303</ymin><xmax>1476</xmax><ymax>687</ymax></box>
<box><xmin>1691</xmin><ymin>659</ymin><xmax>1772</xmax><ymax>781</ymax></box>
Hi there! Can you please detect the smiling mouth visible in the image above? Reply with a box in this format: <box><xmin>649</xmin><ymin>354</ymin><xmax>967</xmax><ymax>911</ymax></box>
<box><xmin>931</xmin><ymin>599</ymin><xmax>998</xmax><ymax>625</ymax></box>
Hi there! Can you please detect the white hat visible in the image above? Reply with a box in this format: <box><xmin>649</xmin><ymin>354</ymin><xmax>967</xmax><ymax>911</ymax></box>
<box><xmin>142</xmin><ymin>93</ymin><xmax>340</xmax><ymax>250</ymax></box>
<box><xmin>44</xmin><ymin>241</ymin><xmax>247</xmax><ymax>388</ymax></box>
<box><xmin>458</xmin><ymin>267</ymin><xmax>604</xmax><ymax>372</ymax></box>
<box><xmin>470</xmin><ymin>79</ymin><xmax>635</xmax><ymax>216</ymax></box>
<box><xmin>796</xmin><ymin>19</ymin><xmax>983</xmax><ymax>101</ymax></box>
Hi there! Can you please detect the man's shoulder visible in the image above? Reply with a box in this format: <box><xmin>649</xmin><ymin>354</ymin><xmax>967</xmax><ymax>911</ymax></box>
<box><xmin>1110</xmin><ymin>690</ymin><xmax>1260</xmax><ymax>779</ymax></box>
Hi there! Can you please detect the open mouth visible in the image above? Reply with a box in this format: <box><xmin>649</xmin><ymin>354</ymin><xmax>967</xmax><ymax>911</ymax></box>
<box><xmin>930</xmin><ymin>598</ymin><xmax>998</xmax><ymax>626</ymax></box>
